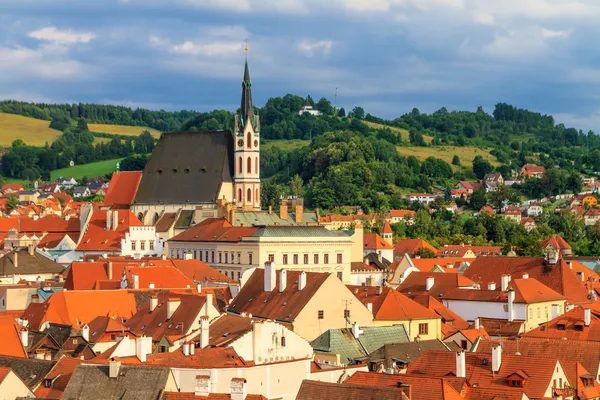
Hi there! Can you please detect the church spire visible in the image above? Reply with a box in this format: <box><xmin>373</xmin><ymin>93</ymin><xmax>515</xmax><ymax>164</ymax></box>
<box><xmin>240</xmin><ymin>39</ymin><xmax>254</xmax><ymax>124</ymax></box>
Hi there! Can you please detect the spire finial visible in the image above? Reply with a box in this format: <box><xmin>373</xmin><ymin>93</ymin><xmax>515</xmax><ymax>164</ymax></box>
<box><xmin>244</xmin><ymin>38</ymin><xmax>249</xmax><ymax>60</ymax></box>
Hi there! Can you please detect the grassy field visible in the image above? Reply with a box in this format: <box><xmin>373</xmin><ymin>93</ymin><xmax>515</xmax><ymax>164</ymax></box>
<box><xmin>88</xmin><ymin>124</ymin><xmax>162</xmax><ymax>138</ymax></box>
<box><xmin>0</xmin><ymin>113</ymin><xmax>62</xmax><ymax>147</ymax></box>
<box><xmin>396</xmin><ymin>145</ymin><xmax>499</xmax><ymax>168</ymax></box>
<box><xmin>50</xmin><ymin>158</ymin><xmax>123</xmax><ymax>181</ymax></box>
<box><xmin>262</xmin><ymin>139</ymin><xmax>310</xmax><ymax>150</ymax></box>
<box><xmin>364</xmin><ymin>121</ymin><xmax>434</xmax><ymax>143</ymax></box>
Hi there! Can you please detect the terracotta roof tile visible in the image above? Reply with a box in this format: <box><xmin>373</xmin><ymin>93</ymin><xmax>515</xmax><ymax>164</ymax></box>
<box><xmin>146</xmin><ymin>347</ymin><xmax>250</xmax><ymax>368</ymax></box>
<box><xmin>409</xmin><ymin>295</ymin><xmax>470</xmax><ymax>331</ymax></box>
<box><xmin>169</xmin><ymin>218</ymin><xmax>258</xmax><ymax>242</ymax></box>
<box><xmin>397</xmin><ymin>272</ymin><xmax>476</xmax><ymax>297</ymax></box>
<box><xmin>297</xmin><ymin>380</ymin><xmax>410</xmax><ymax>400</ymax></box>
<box><xmin>171</xmin><ymin>259</ymin><xmax>232</xmax><ymax>283</ymax></box>
<box><xmin>0</xmin><ymin>316</ymin><xmax>27</xmax><ymax>358</ymax></box>
<box><xmin>162</xmin><ymin>393</ymin><xmax>266</xmax><ymax>400</ymax></box>
<box><xmin>347</xmin><ymin>286</ymin><xmax>440</xmax><ymax>321</ymax></box>
<box><xmin>436</xmin><ymin>244</ymin><xmax>502</xmax><ymax>257</ymax></box>
<box><xmin>388</xmin><ymin>210</ymin><xmax>416</xmax><ymax>219</ymax></box>
<box><xmin>363</xmin><ymin>233</ymin><xmax>393</xmax><ymax>250</ymax></box>
<box><xmin>33</xmin><ymin>356</ymin><xmax>82</xmax><ymax>398</ymax></box>
<box><xmin>393</xmin><ymin>239</ymin><xmax>437</xmax><ymax>256</ymax></box>
<box><xmin>542</xmin><ymin>235</ymin><xmax>572</xmax><ymax>250</ymax></box>
<box><xmin>76</xmin><ymin>209</ymin><xmax>142</xmax><ymax>251</ymax></box>
<box><xmin>345</xmin><ymin>372</ymin><xmax>463</xmax><ymax>400</ymax></box>
<box><xmin>410</xmin><ymin>258</ymin><xmax>469</xmax><ymax>273</ymax></box>
<box><xmin>523</xmin><ymin>304</ymin><xmax>600</xmax><ymax>341</ymax></box>
<box><xmin>382</xmin><ymin>221</ymin><xmax>392</xmax><ymax>234</ymax></box>
<box><xmin>102</xmin><ymin>171</ymin><xmax>142</xmax><ymax>209</ymax></box>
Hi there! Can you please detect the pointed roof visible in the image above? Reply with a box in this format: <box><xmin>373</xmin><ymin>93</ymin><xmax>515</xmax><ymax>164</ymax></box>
<box><xmin>240</xmin><ymin>60</ymin><xmax>254</xmax><ymax>124</ymax></box>
<box><xmin>382</xmin><ymin>220</ymin><xmax>392</xmax><ymax>234</ymax></box>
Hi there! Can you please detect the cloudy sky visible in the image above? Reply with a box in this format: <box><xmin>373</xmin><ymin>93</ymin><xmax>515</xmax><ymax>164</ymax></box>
<box><xmin>2</xmin><ymin>0</ymin><xmax>600</xmax><ymax>130</ymax></box>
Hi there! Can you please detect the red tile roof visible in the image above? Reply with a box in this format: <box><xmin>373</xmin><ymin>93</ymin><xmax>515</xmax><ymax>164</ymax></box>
<box><xmin>2</xmin><ymin>184</ymin><xmax>23</xmax><ymax>191</ymax></box>
<box><xmin>21</xmin><ymin>290</ymin><xmax>138</xmax><ymax>330</ymax></box>
<box><xmin>170</xmin><ymin>259</ymin><xmax>232</xmax><ymax>283</ymax></box>
<box><xmin>407</xmin><ymin>350</ymin><xmax>561</xmax><ymax>399</ymax></box>
<box><xmin>410</xmin><ymin>258</ymin><xmax>469</xmax><ymax>273</ymax></box>
<box><xmin>228</xmin><ymin>269</ymin><xmax>330</xmax><ymax>323</ymax></box>
<box><xmin>102</xmin><ymin>171</ymin><xmax>142</xmax><ymax>209</ymax></box>
<box><xmin>521</xmin><ymin>163</ymin><xmax>545</xmax><ymax>176</ymax></box>
<box><xmin>479</xmin><ymin>206</ymin><xmax>496</xmax><ymax>215</ymax></box>
<box><xmin>396</xmin><ymin>272</ymin><xmax>476</xmax><ymax>297</ymax></box>
<box><xmin>523</xmin><ymin>304</ymin><xmax>600</xmax><ymax>341</ymax></box>
<box><xmin>409</xmin><ymin>295</ymin><xmax>470</xmax><ymax>332</ymax></box>
<box><xmin>146</xmin><ymin>347</ymin><xmax>250</xmax><ymax>368</ymax></box>
<box><xmin>347</xmin><ymin>286</ymin><xmax>440</xmax><ymax>321</ymax></box>
<box><xmin>541</xmin><ymin>235</ymin><xmax>571</xmax><ymax>250</ymax></box>
<box><xmin>441</xmin><ymin>278</ymin><xmax>566</xmax><ymax>304</ymax></box>
<box><xmin>393</xmin><ymin>239</ymin><xmax>437</xmax><ymax>256</ymax></box>
<box><xmin>0</xmin><ymin>315</ymin><xmax>27</xmax><ymax>358</ymax></box>
<box><xmin>345</xmin><ymin>372</ymin><xmax>463</xmax><ymax>400</ymax></box>
<box><xmin>33</xmin><ymin>356</ymin><xmax>82</xmax><ymax>398</ymax></box>
<box><xmin>457</xmin><ymin>327</ymin><xmax>490</xmax><ymax>343</ymax></box>
<box><xmin>76</xmin><ymin>209</ymin><xmax>142</xmax><ymax>251</ymax></box>
<box><xmin>169</xmin><ymin>218</ymin><xmax>258</xmax><ymax>242</ymax></box>
<box><xmin>298</xmin><ymin>380</ymin><xmax>411</xmax><ymax>400</ymax></box>
<box><xmin>436</xmin><ymin>244</ymin><xmax>502</xmax><ymax>257</ymax></box>
<box><xmin>364</xmin><ymin>233</ymin><xmax>393</xmax><ymax>250</ymax></box>
<box><xmin>162</xmin><ymin>393</ymin><xmax>267</xmax><ymax>400</ymax></box>
<box><xmin>388</xmin><ymin>210</ymin><xmax>416</xmax><ymax>219</ymax></box>
<box><xmin>463</xmin><ymin>257</ymin><xmax>595</xmax><ymax>305</ymax></box>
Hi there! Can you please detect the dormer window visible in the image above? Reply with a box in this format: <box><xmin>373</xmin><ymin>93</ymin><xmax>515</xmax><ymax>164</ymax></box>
<box><xmin>509</xmin><ymin>380</ymin><xmax>522</xmax><ymax>387</ymax></box>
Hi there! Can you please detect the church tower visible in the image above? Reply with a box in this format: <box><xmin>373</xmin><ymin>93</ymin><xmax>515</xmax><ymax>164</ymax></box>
<box><xmin>233</xmin><ymin>52</ymin><xmax>261</xmax><ymax>210</ymax></box>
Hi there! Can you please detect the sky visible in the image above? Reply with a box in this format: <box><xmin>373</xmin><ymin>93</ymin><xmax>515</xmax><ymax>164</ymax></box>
<box><xmin>2</xmin><ymin>0</ymin><xmax>600</xmax><ymax>130</ymax></box>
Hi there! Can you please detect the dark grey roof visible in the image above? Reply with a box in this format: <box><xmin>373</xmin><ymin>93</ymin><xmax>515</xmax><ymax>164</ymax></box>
<box><xmin>0</xmin><ymin>250</ymin><xmax>65</xmax><ymax>277</ymax></box>
<box><xmin>134</xmin><ymin>131</ymin><xmax>234</xmax><ymax>205</ymax></box>
<box><xmin>233</xmin><ymin>210</ymin><xmax>319</xmax><ymax>227</ymax></box>
<box><xmin>240</xmin><ymin>60</ymin><xmax>254</xmax><ymax>124</ymax></box>
<box><xmin>368</xmin><ymin>340</ymin><xmax>453</xmax><ymax>368</ymax></box>
<box><xmin>0</xmin><ymin>355</ymin><xmax>54</xmax><ymax>388</ymax></box>
<box><xmin>62</xmin><ymin>364</ymin><xmax>172</xmax><ymax>400</ymax></box>
<box><xmin>251</xmin><ymin>226</ymin><xmax>350</xmax><ymax>238</ymax></box>
<box><xmin>44</xmin><ymin>323</ymin><xmax>78</xmax><ymax>347</ymax></box>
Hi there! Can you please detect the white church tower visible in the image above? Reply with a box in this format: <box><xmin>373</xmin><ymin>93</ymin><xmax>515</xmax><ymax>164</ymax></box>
<box><xmin>233</xmin><ymin>47</ymin><xmax>261</xmax><ymax>210</ymax></box>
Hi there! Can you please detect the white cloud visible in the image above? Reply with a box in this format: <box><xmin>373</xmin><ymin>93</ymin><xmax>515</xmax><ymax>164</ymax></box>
<box><xmin>171</xmin><ymin>40</ymin><xmax>243</xmax><ymax>56</ymax></box>
<box><xmin>28</xmin><ymin>27</ymin><xmax>96</xmax><ymax>44</ymax></box>
<box><xmin>297</xmin><ymin>39</ymin><xmax>334</xmax><ymax>56</ymax></box>
<box><xmin>0</xmin><ymin>45</ymin><xmax>88</xmax><ymax>80</ymax></box>
<box><xmin>484</xmin><ymin>26</ymin><xmax>571</xmax><ymax>59</ymax></box>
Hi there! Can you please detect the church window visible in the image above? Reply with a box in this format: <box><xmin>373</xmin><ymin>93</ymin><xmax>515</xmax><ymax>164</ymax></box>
<box><xmin>304</xmin><ymin>254</ymin><xmax>308</xmax><ymax>264</ymax></box>
<box><xmin>238</xmin><ymin>188</ymin><xmax>242</xmax><ymax>202</ymax></box>
<box><xmin>255</xmin><ymin>157</ymin><xmax>259</xmax><ymax>174</ymax></box>
<box><xmin>293</xmin><ymin>254</ymin><xmax>298</xmax><ymax>264</ymax></box>
<box><xmin>247</xmin><ymin>157</ymin><xmax>252</xmax><ymax>173</ymax></box>
<box><xmin>211</xmin><ymin>251</ymin><xmax>215</xmax><ymax>263</ymax></box>
<box><xmin>137</xmin><ymin>213</ymin><xmax>144</xmax><ymax>223</ymax></box>
<box><xmin>238</xmin><ymin>157</ymin><xmax>242</xmax><ymax>174</ymax></box>
<box><xmin>153</xmin><ymin>213</ymin><xmax>160</xmax><ymax>224</ymax></box>
<box><xmin>219</xmin><ymin>253</ymin><xmax>222</xmax><ymax>263</ymax></box>
<box><xmin>247</xmin><ymin>132</ymin><xmax>251</xmax><ymax>148</ymax></box>
<box><xmin>247</xmin><ymin>188</ymin><xmax>252</xmax><ymax>203</ymax></box>
<box><xmin>224</xmin><ymin>253</ymin><xmax>228</xmax><ymax>264</ymax></box>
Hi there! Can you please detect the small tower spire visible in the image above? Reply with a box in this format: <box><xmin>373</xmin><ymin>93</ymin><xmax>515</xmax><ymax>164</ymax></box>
<box><xmin>240</xmin><ymin>39</ymin><xmax>254</xmax><ymax>124</ymax></box>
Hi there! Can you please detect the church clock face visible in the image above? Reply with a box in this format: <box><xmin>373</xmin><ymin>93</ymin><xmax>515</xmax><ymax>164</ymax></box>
<box><xmin>238</xmin><ymin>139</ymin><xmax>244</xmax><ymax>147</ymax></box>
<box><xmin>254</xmin><ymin>140</ymin><xmax>259</xmax><ymax>147</ymax></box>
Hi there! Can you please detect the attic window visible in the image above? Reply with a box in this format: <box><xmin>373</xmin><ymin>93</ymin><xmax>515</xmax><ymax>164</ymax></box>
<box><xmin>200</xmin><ymin>167</ymin><xmax>207</xmax><ymax>173</ymax></box>
<box><xmin>158</xmin><ymin>322</ymin><xmax>163</xmax><ymax>327</ymax></box>
<box><xmin>168</xmin><ymin>324</ymin><xmax>172</xmax><ymax>329</ymax></box>
<box><xmin>223</xmin><ymin>332</ymin><xmax>230</xmax><ymax>337</ymax></box>
<box><xmin>157</xmin><ymin>169</ymin><xmax>163</xmax><ymax>174</ymax></box>
<box><xmin>509</xmin><ymin>380</ymin><xmax>523</xmax><ymax>388</ymax></box>
<box><xmin>184</xmin><ymin>168</ymin><xmax>190</xmax><ymax>173</ymax></box>
<box><xmin>141</xmin><ymin>325</ymin><xmax>146</xmax><ymax>331</ymax></box>
<box><xmin>175</xmin><ymin>323</ymin><xmax>181</xmax><ymax>329</ymax></box>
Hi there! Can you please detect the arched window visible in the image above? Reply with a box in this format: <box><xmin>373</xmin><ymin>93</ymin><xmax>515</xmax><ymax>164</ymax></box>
<box><xmin>247</xmin><ymin>188</ymin><xmax>252</xmax><ymax>203</ymax></box>
<box><xmin>238</xmin><ymin>157</ymin><xmax>242</xmax><ymax>174</ymax></box>
<box><xmin>153</xmin><ymin>213</ymin><xmax>160</xmax><ymax>224</ymax></box>
<box><xmin>137</xmin><ymin>213</ymin><xmax>144</xmax><ymax>223</ymax></box>
<box><xmin>238</xmin><ymin>188</ymin><xmax>242</xmax><ymax>202</ymax></box>
<box><xmin>247</xmin><ymin>157</ymin><xmax>252</xmax><ymax>173</ymax></box>
<box><xmin>247</xmin><ymin>132</ymin><xmax>251</xmax><ymax>148</ymax></box>
<box><xmin>255</xmin><ymin>157</ymin><xmax>259</xmax><ymax>174</ymax></box>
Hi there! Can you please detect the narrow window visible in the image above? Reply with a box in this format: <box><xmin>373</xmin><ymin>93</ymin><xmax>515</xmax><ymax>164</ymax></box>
<box><xmin>314</xmin><ymin>254</ymin><xmax>319</xmax><ymax>264</ymax></box>
<box><xmin>337</xmin><ymin>254</ymin><xmax>343</xmax><ymax>263</ymax></box>
<box><xmin>247</xmin><ymin>188</ymin><xmax>252</xmax><ymax>203</ymax></box>
<box><xmin>324</xmin><ymin>254</ymin><xmax>329</xmax><ymax>264</ymax></box>
<box><xmin>247</xmin><ymin>157</ymin><xmax>252</xmax><ymax>173</ymax></box>
<box><xmin>238</xmin><ymin>157</ymin><xmax>242</xmax><ymax>174</ymax></box>
<box><xmin>318</xmin><ymin>310</ymin><xmax>324</xmax><ymax>319</ymax></box>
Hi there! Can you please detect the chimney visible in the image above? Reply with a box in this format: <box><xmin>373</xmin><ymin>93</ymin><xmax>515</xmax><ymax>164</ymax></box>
<box><xmin>109</xmin><ymin>358</ymin><xmax>121</xmax><ymax>379</ymax></box>
<box><xmin>397</xmin><ymin>383</ymin><xmax>411</xmax><ymax>400</ymax></box>
<box><xmin>487</xmin><ymin>282</ymin><xmax>496</xmax><ymax>290</ymax></box>
<box><xmin>200</xmin><ymin>316</ymin><xmax>209</xmax><ymax>349</ymax></box>
<box><xmin>352</xmin><ymin>322</ymin><xmax>363</xmax><ymax>338</ymax></box>
<box><xmin>148</xmin><ymin>282</ymin><xmax>155</xmax><ymax>289</ymax></box>
<box><xmin>106</xmin><ymin>210</ymin><xmax>113</xmax><ymax>230</ymax></box>
<box><xmin>166</xmin><ymin>297</ymin><xmax>181</xmax><ymax>319</ymax></box>
<box><xmin>27</xmin><ymin>244</ymin><xmax>34</xmax><ymax>256</ymax></box>
<box><xmin>14</xmin><ymin>251</ymin><xmax>18</xmax><ymax>269</ymax></box>
<box><xmin>295</xmin><ymin>198</ymin><xmax>304</xmax><ymax>224</ymax></box>
<box><xmin>474</xmin><ymin>318</ymin><xmax>480</xmax><ymax>329</ymax></box>
<box><xmin>552</xmin><ymin>304</ymin><xmax>561</xmax><ymax>319</ymax></box>
<box><xmin>20</xmin><ymin>328</ymin><xmax>28</xmax><ymax>348</ymax></box>
<box><xmin>577</xmin><ymin>271</ymin><xmax>585</xmax><ymax>282</ymax></box>
<box><xmin>522</xmin><ymin>273</ymin><xmax>529</xmax><ymax>279</ymax></box>
<box><xmin>566</xmin><ymin>261</ymin><xmax>573</xmax><ymax>269</ymax></box>
<box><xmin>135</xmin><ymin>336</ymin><xmax>152</xmax><ymax>363</ymax></box>
<box><xmin>376</xmin><ymin>285</ymin><xmax>382</xmax><ymax>295</ymax></box>
<box><xmin>194</xmin><ymin>375</ymin><xmax>210</xmax><ymax>397</ymax></box>
<box><xmin>112</xmin><ymin>210</ymin><xmax>118</xmax><ymax>231</ymax></box>
<box><xmin>107</xmin><ymin>262</ymin><xmax>113</xmax><ymax>280</ymax></box>
<box><xmin>279</xmin><ymin>198</ymin><xmax>288</xmax><ymax>221</ymax></box>
<box><xmin>491</xmin><ymin>345</ymin><xmax>502</xmax><ymax>373</ymax></box>
<box><xmin>264</xmin><ymin>261</ymin><xmax>276</xmax><ymax>292</ymax></box>
<box><xmin>297</xmin><ymin>271</ymin><xmax>307</xmax><ymax>291</ymax></box>
<box><xmin>585</xmin><ymin>308</ymin><xmax>591</xmax><ymax>327</ymax></box>
<box><xmin>197</xmin><ymin>283</ymin><xmax>202</xmax><ymax>293</ymax></box>
<box><xmin>132</xmin><ymin>273</ymin><xmax>139</xmax><ymax>290</ymax></box>
<box><xmin>149</xmin><ymin>295</ymin><xmax>158</xmax><ymax>312</ymax></box>
<box><xmin>189</xmin><ymin>341</ymin><xmax>195</xmax><ymax>355</ymax></box>
<box><xmin>204</xmin><ymin>293</ymin><xmax>213</xmax><ymax>316</ymax></box>
<box><xmin>279</xmin><ymin>270</ymin><xmax>287</xmax><ymax>292</ymax></box>
<box><xmin>81</xmin><ymin>324</ymin><xmax>89</xmax><ymax>342</ymax></box>
<box><xmin>501</xmin><ymin>274</ymin><xmax>511</xmax><ymax>291</ymax></box>
<box><xmin>230</xmin><ymin>378</ymin><xmax>247</xmax><ymax>400</ymax></box>
<box><xmin>367</xmin><ymin>303</ymin><xmax>373</xmax><ymax>313</ymax></box>
<box><xmin>268</xmin><ymin>205</ymin><xmax>272</xmax><ymax>215</ymax></box>
<box><xmin>456</xmin><ymin>351</ymin><xmax>466</xmax><ymax>378</ymax></box>
<box><xmin>507</xmin><ymin>288</ymin><xmax>515</xmax><ymax>322</ymax></box>
<box><xmin>425</xmin><ymin>276</ymin><xmax>434</xmax><ymax>292</ymax></box>
<box><xmin>183</xmin><ymin>342</ymin><xmax>190</xmax><ymax>357</ymax></box>
<box><xmin>184</xmin><ymin>252</ymin><xmax>193</xmax><ymax>260</ymax></box>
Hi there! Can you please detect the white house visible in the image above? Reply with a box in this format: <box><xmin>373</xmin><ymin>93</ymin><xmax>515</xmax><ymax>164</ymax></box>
<box><xmin>298</xmin><ymin>99</ymin><xmax>321</xmax><ymax>116</ymax></box>
<box><xmin>121</xmin><ymin>225</ymin><xmax>164</xmax><ymax>258</ymax></box>
<box><xmin>408</xmin><ymin>193</ymin><xmax>435</xmax><ymax>205</ymax></box>
<box><xmin>57</xmin><ymin>177</ymin><xmax>78</xmax><ymax>188</ymax></box>
<box><xmin>526</xmin><ymin>203</ymin><xmax>544</xmax><ymax>217</ymax></box>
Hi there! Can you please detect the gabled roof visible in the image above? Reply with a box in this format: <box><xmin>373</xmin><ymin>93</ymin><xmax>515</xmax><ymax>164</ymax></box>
<box><xmin>388</xmin><ymin>210</ymin><xmax>416</xmax><ymax>219</ymax></box>
<box><xmin>347</xmin><ymin>286</ymin><xmax>440</xmax><ymax>321</ymax></box>
<box><xmin>410</xmin><ymin>258</ymin><xmax>469</xmax><ymax>273</ymax></box>
<box><xmin>87</xmin><ymin>316</ymin><xmax>130</xmax><ymax>342</ymax></box>
<box><xmin>21</xmin><ymin>290</ymin><xmax>138</xmax><ymax>330</ymax></box>
<box><xmin>0</xmin><ymin>315</ymin><xmax>27</xmax><ymax>358</ymax></box>
<box><xmin>145</xmin><ymin>346</ymin><xmax>249</xmax><ymax>368</ymax></box>
<box><xmin>33</xmin><ymin>356</ymin><xmax>82</xmax><ymax>399</ymax></box>
<box><xmin>228</xmin><ymin>269</ymin><xmax>331</xmax><ymax>323</ymax></box>
<box><xmin>396</xmin><ymin>272</ymin><xmax>476</xmax><ymax>297</ymax></box>
<box><xmin>171</xmin><ymin>259</ymin><xmax>233</xmax><ymax>283</ymax></box>
<box><xmin>76</xmin><ymin>209</ymin><xmax>142</xmax><ymax>251</ymax></box>
<box><xmin>523</xmin><ymin>304</ymin><xmax>600</xmax><ymax>341</ymax></box>
<box><xmin>345</xmin><ymin>372</ymin><xmax>464</xmax><ymax>400</ymax></box>
<box><xmin>155</xmin><ymin>212</ymin><xmax>177</xmax><ymax>232</ymax></box>
<box><xmin>409</xmin><ymin>295</ymin><xmax>470</xmax><ymax>333</ymax></box>
<box><xmin>0</xmin><ymin>249</ymin><xmax>64</xmax><ymax>277</ymax></box>
<box><xmin>169</xmin><ymin>218</ymin><xmax>258</xmax><ymax>242</ymax></box>
<box><xmin>393</xmin><ymin>238</ymin><xmax>437</xmax><ymax>255</ymax></box>
<box><xmin>364</xmin><ymin>233</ymin><xmax>393</xmax><ymax>250</ymax></box>
<box><xmin>441</xmin><ymin>278</ymin><xmax>566</xmax><ymax>304</ymax></box>
<box><xmin>102</xmin><ymin>171</ymin><xmax>142</xmax><ymax>209</ymax></box>
<box><xmin>0</xmin><ymin>355</ymin><xmax>54</xmax><ymax>388</ymax></box>
<box><xmin>62</xmin><ymin>364</ymin><xmax>173</xmax><ymax>399</ymax></box>
<box><xmin>298</xmin><ymin>380</ymin><xmax>410</xmax><ymax>400</ymax></box>
<box><xmin>542</xmin><ymin>235</ymin><xmax>571</xmax><ymax>250</ymax></box>
<box><xmin>134</xmin><ymin>131</ymin><xmax>234</xmax><ymax>205</ymax></box>
<box><xmin>463</xmin><ymin>257</ymin><xmax>594</xmax><ymax>305</ymax></box>
<box><xmin>436</xmin><ymin>244</ymin><xmax>502</xmax><ymax>257</ymax></box>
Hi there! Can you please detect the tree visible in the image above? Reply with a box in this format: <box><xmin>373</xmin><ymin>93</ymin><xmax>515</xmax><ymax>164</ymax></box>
<box><xmin>6</xmin><ymin>195</ymin><xmax>19</xmax><ymax>214</ymax></box>
<box><xmin>472</xmin><ymin>155</ymin><xmax>493</xmax><ymax>179</ymax></box>
<box><xmin>134</xmin><ymin>131</ymin><xmax>156</xmax><ymax>154</ymax></box>
<box><xmin>470</xmin><ymin>187</ymin><xmax>487</xmax><ymax>210</ymax></box>
<box><xmin>337</xmin><ymin>107</ymin><xmax>346</xmax><ymax>118</ymax></box>
<box><xmin>409</xmin><ymin>129</ymin><xmax>426</xmax><ymax>146</ymax></box>
<box><xmin>76</xmin><ymin>118</ymin><xmax>89</xmax><ymax>132</ymax></box>
<box><xmin>315</xmin><ymin>98</ymin><xmax>334</xmax><ymax>115</ymax></box>
<box><xmin>452</xmin><ymin>155</ymin><xmax>461</xmax><ymax>166</ymax></box>
<box><xmin>351</xmin><ymin>106</ymin><xmax>365</xmax><ymax>120</ymax></box>
<box><xmin>289</xmin><ymin>174</ymin><xmax>304</xmax><ymax>197</ymax></box>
